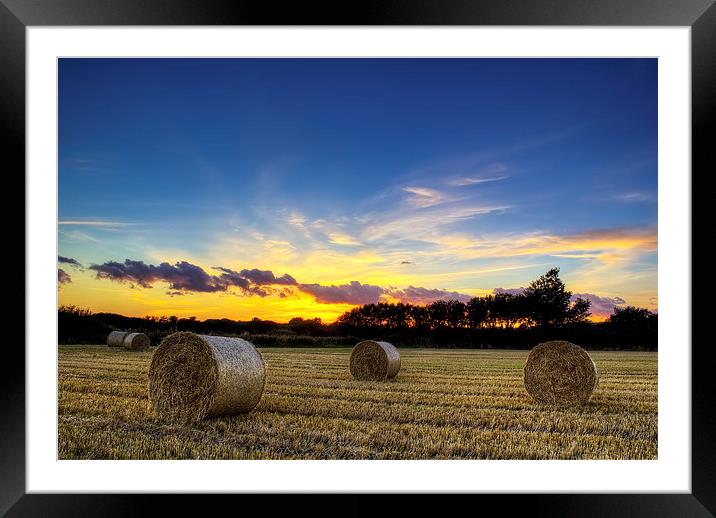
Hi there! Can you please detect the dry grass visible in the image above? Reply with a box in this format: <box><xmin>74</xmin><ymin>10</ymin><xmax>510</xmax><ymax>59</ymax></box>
<box><xmin>58</xmin><ymin>346</ymin><xmax>657</xmax><ymax>460</ymax></box>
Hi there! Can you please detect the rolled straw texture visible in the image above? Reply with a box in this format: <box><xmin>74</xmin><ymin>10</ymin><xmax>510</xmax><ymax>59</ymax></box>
<box><xmin>123</xmin><ymin>332</ymin><xmax>150</xmax><ymax>351</ymax></box>
<box><xmin>107</xmin><ymin>331</ymin><xmax>129</xmax><ymax>348</ymax></box>
<box><xmin>523</xmin><ymin>340</ymin><xmax>599</xmax><ymax>405</ymax></box>
<box><xmin>148</xmin><ymin>332</ymin><xmax>265</xmax><ymax>422</ymax></box>
<box><xmin>349</xmin><ymin>340</ymin><xmax>400</xmax><ymax>381</ymax></box>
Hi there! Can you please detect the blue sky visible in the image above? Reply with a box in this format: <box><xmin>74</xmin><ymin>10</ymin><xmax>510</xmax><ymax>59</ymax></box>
<box><xmin>58</xmin><ymin>58</ymin><xmax>657</xmax><ymax>321</ymax></box>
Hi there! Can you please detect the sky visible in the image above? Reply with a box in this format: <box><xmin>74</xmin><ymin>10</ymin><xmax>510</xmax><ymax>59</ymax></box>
<box><xmin>58</xmin><ymin>58</ymin><xmax>657</xmax><ymax>322</ymax></box>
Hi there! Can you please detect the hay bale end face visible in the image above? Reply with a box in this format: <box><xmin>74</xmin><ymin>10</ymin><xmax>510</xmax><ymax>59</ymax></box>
<box><xmin>523</xmin><ymin>340</ymin><xmax>599</xmax><ymax>405</ymax></box>
<box><xmin>349</xmin><ymin>340</ymin><xmax>400</xmax><ymax>381</ymax></box>
<box><xmin>148</xmin><ymin>332</ymin><xmax>266</xmax><ymax>422</ymax></box>
<box><xmin>122</xmin><ymin>332</ymin><xmax>150</xmax><ymax>351</ymax></box>
<box><xmin>107</xmin><ymin>331</ymin><xmax>129</xmax><ymax>347</ymax></box>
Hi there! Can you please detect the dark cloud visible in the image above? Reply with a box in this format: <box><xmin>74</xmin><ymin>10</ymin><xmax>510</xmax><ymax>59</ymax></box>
<box><xmin>91</xmin><ymin>259</ymin><xmax>297</xmax><ymax>298</ymax></box>
<box><xmin>212</xmin><ymin>267</ymin><xmax>251</xmax><ymax>290</ymax></box>
<box><xmin>400</xmin><ymin>260</ymin><xmax>412</xmax><ymax>265</ymax></box>
<box><xmin>58</xmin><ymin>268</ymin><xmax>71</xmax><ymax>285</ymax></box>
<box><xmin>213</xmin><ymin>267</ymin><xmax>294</xmax><ymax>297</ymax></box>
<box><xmin>493</xmin><ymin>287</ymin><xmax>526</xmax><ymax>296</ymax></box>
<box><xmin>298</xmin><ymin>281</ymin><xmax>385</xmax><ymax>305</ymax></box>
<box><xmin>388</xmin><ymin>286</ymin><xmax>472</xmax><ymax>304</ymax></box>
<box><xmin>571</xmin><ymin>293</ymin><xmax>626</xmax><ymax>317</ymax></box>
<box><xmin>90</xmin><ymin>259</ymin><xmax>227</xmax><ymax>292</ymax></box>
<box><xmin>88</xmin><ymin>257</ymin><xmax>487</xmax><ymax>307</ymax></box>
<box><xmin>494</xmin><ymin>288</ymin><xmax>626</xmax><ymax>318</ymax></box>
<box><xmin>59</xmin><ymin>256</ymin><xmax>83</xmax><ymax>268</ymax></box>
<box><xmin>238</xmin><ymin>268</ymin><xmax>297</xmax><ymax>286</ymax></box>
<box><xmin>160</xmin><ymin>261</ymin><xmax>225</xmax><ymax>292</ymax></box>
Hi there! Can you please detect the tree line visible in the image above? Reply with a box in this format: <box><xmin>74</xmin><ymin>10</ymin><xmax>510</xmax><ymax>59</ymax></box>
<box><xmin>58</xmin><ymin>268</ymin><xmax>657</xmax><ymax>350</ymax></box>
<box><xmin>337</xmin><ymin>268</ymin><xmax>592</xmax><ymax>331</ymax></box>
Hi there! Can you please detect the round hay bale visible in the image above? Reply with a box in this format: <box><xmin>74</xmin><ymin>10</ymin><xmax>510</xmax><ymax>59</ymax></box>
<box><xmin>349</xmin><ymin>340</ymin><xmax>400</xmax><ymax>381</ymax></box>
<box><xmin>107</xmin><ymin>331</ymin><xmax>129</xmax><ymax>348</ymax></box>
<box><xmin>523</xmin><ymin>340</ymin><xmax>599</xmax><ymax>405</ymax></box>
<box><xmin>122</xmin><ymin>332</ymin><xmax>150</xmax><ymax>351</ymax></box>
<box><xmin>148</xmin><ymin>332</ymin><xmax>266</xmax><ymax>422</ymax></box>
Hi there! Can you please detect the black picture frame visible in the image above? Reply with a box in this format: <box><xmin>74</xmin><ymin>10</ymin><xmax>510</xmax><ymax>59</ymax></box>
<box><xmin>5</xmin><ymin>0</ymin><xmax>712</xmax><ymax>515</ymax></box>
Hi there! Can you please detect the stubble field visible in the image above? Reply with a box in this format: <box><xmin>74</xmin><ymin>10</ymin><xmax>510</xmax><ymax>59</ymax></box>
<box><xmin>58</xmin><ymin>346</ymin><xmax>657</xmax><ymax>460</ymax></box>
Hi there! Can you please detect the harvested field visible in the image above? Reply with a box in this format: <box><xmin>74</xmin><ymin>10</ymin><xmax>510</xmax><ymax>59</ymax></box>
<box><xmin>58</xmin><ymin>346</ymin><xmax>657</xmax><ymax>460</ymax></box>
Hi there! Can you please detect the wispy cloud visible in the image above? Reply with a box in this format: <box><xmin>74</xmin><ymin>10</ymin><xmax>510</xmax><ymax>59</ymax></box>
<box><xmin>407</xmin><ymin>128</ymin><xmax>579</xmax><ymax>182</ymax></box>
<box><xmin>59</xmin><ymin>220</ymin><xmax>135</xmax><ymax>228</ymax></box>
<box><xmin>448</xmin><ymin>174</ymin><xmax>509</xmax><ymax>187</ymax></box>
<box><xmin>327</xmin><ymin>232</ymin><xmax>362</xmax><ymax>246</ymax></box>
<box><xmin>446</xmin><ymin>163</ymin><xmax>510</xmax><ymax>187</ymax></box>
<box><xmin>612</xmin><ymin>192</ymin><xmax>654</xmax><ymax>203</ymax></box>
<box><xmin>402</xmin><ymin>186</ymin><xmax>455</xmax><ymax>208</ymax></box>
<box><xmin>361</xmin><ymin>203</ymin><xmax>510</xmax><ymax>242</ymax></box>
<box><xmin>59</xmin><ymin>230</ymin><xmax>100</xmax><ymax>243</ymax></box>
<box><xmin>407</xmin><ymin>226</ymin><xmax>657</xmax><ymax>261</ymax></box>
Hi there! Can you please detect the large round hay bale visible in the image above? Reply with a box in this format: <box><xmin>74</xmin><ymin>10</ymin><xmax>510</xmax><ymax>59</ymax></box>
<box><xmin>107</xmin><ymin>331</ymin><xmax>129</xmax><ymax>348</ymax></box>
<box><xmin>122</xmin><ymin>332</ymin><xmax>150</xmax><ymax>351</ymax></box>
<box><xmin>148</xmin><ymin>332</ymin><xmax>266</xmax><ymax>422</ymax></box>
<box><xmin>523</xmin><ymin>340</ymin><xmax>599</xmax><ymax>405</ymax></box>
<box><xmin>349</xmin><ymin>340</ymin><xmax>400</xmax><ymax>381</ymax></box>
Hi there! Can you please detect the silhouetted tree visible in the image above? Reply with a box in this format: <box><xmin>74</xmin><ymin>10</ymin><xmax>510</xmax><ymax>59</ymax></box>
<box><xmin>409</xmin><ymin>304</ymin><xmax>430</xmax><ymax>331</ymax></box>
<box><xmin>490</xmin><ymin>292</ymin><xmax>522</xmax><ymax>328</ymax></box>
<box><xmin>466</xmin><ymin>297</ymin><xmax>488</xmax><ymax>329</ymax></box>
<box><xmin>567</xmin><ymin>297</ymin><xmax>592</xmax><ymax>324</ymax></box>
<box><xmin>428</xmin><ymin>300</ymin><xmax>450</xmax><ymax>329</ymax></box>
<box><xmin>608</xmin><ymin>306</ymin><xmax>657</xmax><ymax>332</ymax></box>
<box><xmin>523</xmin><ymin>268</ymin><xmax>590</xmax><ymax>327</ymax></box>
<box><xmin>445</xmin><ymin>300</ymin><xmax>467</xmax><ymax>329</ymax></box>
<box><xmin>58</xmin><ymin>268</ymin><xmax>655</xmax><ymax>350</ymax></box>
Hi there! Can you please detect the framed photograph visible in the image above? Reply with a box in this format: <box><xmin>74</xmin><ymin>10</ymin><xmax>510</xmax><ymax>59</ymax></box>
<box><xmin>8</xmin><ymin>0</ymin><xmax>712</xmax><ymax>514</ymax></box>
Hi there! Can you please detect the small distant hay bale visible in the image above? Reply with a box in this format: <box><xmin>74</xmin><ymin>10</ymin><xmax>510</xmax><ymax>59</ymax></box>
<box><xmin>122</xmin><ymin>332</ymin><xmax>150</xmax><ymax>351</ymax></box>
<box><xmin>523</xmin><ymin>340</ymin><xmax>599</xmax><ymax>405</ymax></box>
<box><xmin>107</xmin><ymin>331</ymin><xmax>129</xmax><ymax>348</ymax></box>
<box><xmin>148</xmin><ymin>332</ymin><xmax>266</xmax><ymax>422</ymax></box>
<box><xmin>349</xmin><ymin>340</ymin><xmax>400</xmax><ymax>381</ymax></box>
